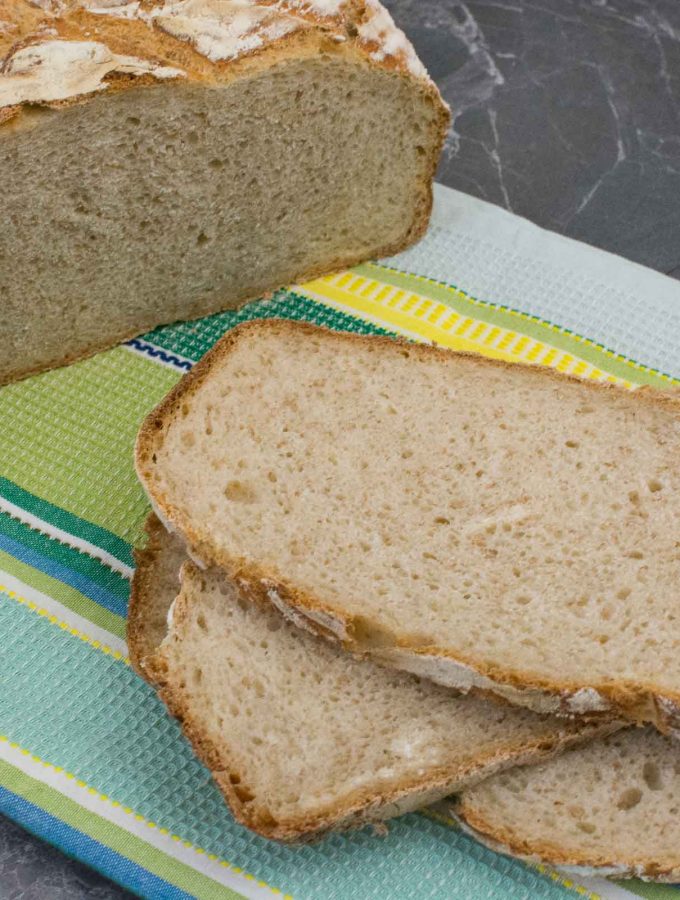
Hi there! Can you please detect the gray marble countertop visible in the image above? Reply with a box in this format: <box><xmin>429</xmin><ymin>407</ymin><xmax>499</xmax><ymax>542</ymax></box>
<box><xmin>2</xmin><ymin>1</ymin><xmax>679</xmax><ymax>897</ymax></box>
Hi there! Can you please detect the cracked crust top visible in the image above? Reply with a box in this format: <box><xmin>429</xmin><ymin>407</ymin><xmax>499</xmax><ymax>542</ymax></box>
<box><xmin>0</xmin><ymin>0</ymin><xmax>443</xmax><ymax>123</ymax></box>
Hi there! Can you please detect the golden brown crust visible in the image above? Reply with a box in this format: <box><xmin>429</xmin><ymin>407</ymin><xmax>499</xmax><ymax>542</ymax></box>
<box><xmin>127</xmin><ymin>512</ymin><xmax>173</xmax><ymax>679</ymax></box>
<box><xmin>1</xmin><ymin>0</ymin><xmax>449</xmax><ymax>386</ymax></box>
<box><xmin>454</xmin><ymin>797</ymin><xmax>680</xmax><ymax>882</ymax></box>
<box><xmin>135</xmin><ymin>319</ymin><xmax>680</xmax><ymax>730</ymax></box>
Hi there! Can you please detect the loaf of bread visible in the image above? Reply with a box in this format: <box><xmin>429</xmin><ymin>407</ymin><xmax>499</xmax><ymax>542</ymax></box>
<box><xmin>128</xmin><ymin>514</ymin><xmax>614</xmax><ymax>842</ymax></box>
<box><xmin>136</xmin><ymin>320</ymin><xmax>680</xmax><ymax>728</ymax></box>
<box><xmin>0</xmin><ymin>0</ymin><xmax>448</xmax><ymax>384</ymax></box>
<box><xmin>455</xmin><ymin>727</ymin><xmax>680</xmax><ymax>882</ymax></box>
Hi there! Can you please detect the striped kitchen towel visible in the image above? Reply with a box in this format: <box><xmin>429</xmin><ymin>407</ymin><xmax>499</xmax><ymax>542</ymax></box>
<box><xmin>1</xmin><ymin>184</ymin><xmax>678</xmax><ymax>900</ymax></box>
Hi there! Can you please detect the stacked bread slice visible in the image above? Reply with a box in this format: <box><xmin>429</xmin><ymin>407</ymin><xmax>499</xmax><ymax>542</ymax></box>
<box><xmin>130</xmin><ymin>320</ymin><xmax>680</xmax><ymax>875</ymax></box>
<box><xmin>129</xmin><ymin>514</ymin><xmax>613</xmax><ymax>841</ymax></box>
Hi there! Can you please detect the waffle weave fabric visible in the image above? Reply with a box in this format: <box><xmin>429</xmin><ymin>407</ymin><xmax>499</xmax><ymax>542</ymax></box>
<box><xmin>1</xmin><ymin>184</ymin><xmax>678</xmax><ymax>900</ymax></box>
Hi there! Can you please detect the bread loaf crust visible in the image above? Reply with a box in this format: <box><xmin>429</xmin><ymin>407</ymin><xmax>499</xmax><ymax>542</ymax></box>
<box><xmin>135</xmin><ymin>319</ymin><xmax>680</xmax><ymax>732</ymax></box>
<box><xmin>1</xmin><ymin>1</ymin><xmax>445</xmax><ymax>120</ymax></box>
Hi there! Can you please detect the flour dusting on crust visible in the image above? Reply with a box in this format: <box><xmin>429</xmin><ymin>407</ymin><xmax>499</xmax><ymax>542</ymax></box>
<box><xmin>0</xmin><ymin>39</ymin><xmax>184</xmax><ymax>106</ymax></box>
<box><xmin>1</xmin><ymin>0</ymin><xmax>436</xmax><ymax>111</ymax></box>
<box><xmin>154</xmin><ymin>0</ymin><xmax>306</xmax><ymax>63</ymax></box>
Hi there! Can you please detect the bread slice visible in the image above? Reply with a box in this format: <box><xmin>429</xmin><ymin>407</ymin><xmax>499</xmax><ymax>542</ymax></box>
<box><xmin>455</xmin><ymin>727</ymin><xmax>680</xmax><ymax>882</ymax></box>
<box><xmin>135</xmin><ymin>320</ymin><xmax>680</xmax><ymax>729</ymax></box>
<box><xmin>128</xmin><ymin>514</ymin><xmax>616</xmax><ymax>842</ymax></box>
<box><xmin>0</xmin><ymin>0</ymin><xmax>448</xmax><ymax>384</ymax></box>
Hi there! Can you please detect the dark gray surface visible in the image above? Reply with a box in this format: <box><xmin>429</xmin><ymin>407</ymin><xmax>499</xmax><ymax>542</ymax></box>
<box><xmin>395</xmin><ymin>0</ymin><xmax>680</xmax><ymax>277</ymax></box>
<box><xmin>0</xmin><ymin>815</ymin><xmax>132</xmax><ymax>899</ymax></box>
<box><xmin>2</xmin><ymin>1</ymin><xmax>679</xmax><ymax>897</ymax></box>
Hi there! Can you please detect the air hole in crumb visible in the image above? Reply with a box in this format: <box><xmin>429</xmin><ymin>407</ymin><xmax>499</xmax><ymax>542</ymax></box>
<box><xmin>209</xmin><ymin>158</ymin><xmax>224</xmax><ymax>169</ymax></box>
<box><xmin>648</xmin><ymin>478</ymin><xmax>663</xmax><ymax>493</ymax></box>
<box><xmin>643</xmin><ymin>761</ymin><xmax>663</xmax><ymax>790</ymax></box>
<box><xmin>197</xmin><ymin>614</ymin><xmax>207</xmax><ymax>632</ymax></box>
<box><xmin>565</xmin><ymin>440</ymin><xmax>579</xmax><ymax>448</ymax></box>
<box><xmin>126</xmin><ymin>116</ymin><xmax>140</xmax><ymax>126</ymax></box>
<box><xmin>617</xmin><ymin>788</ymin><xmax>642</xmax><ymax>810</ymax></box>
<box><xmin>196</xmin><ymin>231</ymin><xmax>209</xmax><ymax>246</ymax></box>
<box><xmin>434</xmin><ymin>516</ymin><xmax>450</xmax><ymax>525</ymax></box>
<box><xmin>617</xmin><ymin>587</ymin><xmax>631</xmax><ymax>600</ymax></box>
<box><xmin>577</xmin><ymin>821</ymin><xmax>597</xmax><ymax>833</ymax></box>
<box><xmin>516</xmin><ymin>595</ymin><xmax>531</xmax><ymax>606</ymax></box>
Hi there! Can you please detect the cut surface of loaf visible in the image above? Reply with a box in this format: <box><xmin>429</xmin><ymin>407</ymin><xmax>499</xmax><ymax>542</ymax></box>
<box><xmin>0</xmin><ymin>0</ymin><xmax>448</xmax><ymax>384</ymax></box>
<box><xmin>455</xmin><ymin>727</ymin><xmax>680</xmax><ymax>882</ymax></box>
<box><xmin>129</xmin><ymin>514</ymin><xmax>615</xmax><ymax>842</ymax></box>
<box><xmin>136</xmin><ymin>320</ymin><xmax>680</xmax><ymax>726</ymax></box>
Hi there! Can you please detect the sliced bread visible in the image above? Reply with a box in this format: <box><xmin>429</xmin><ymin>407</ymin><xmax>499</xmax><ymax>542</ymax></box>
<box><xmin>128</xmin><ymin>514</ymin><xmax>615</xmax><ymax>842</ymax></box>
<box><xmin>135</xmin><ymin>320</ymin><xmax>680</xmax><ymax>728</ymax></box>
<box><xmin>0</xmin><ymin>0</ymin><xmax>448</xmax><ymax>384</ymax></box>
<box><xmin>455</xmin><ymin>727</ymin><xmax>680</xmax><ymax>882</ymax></box>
